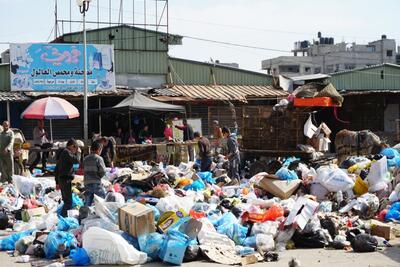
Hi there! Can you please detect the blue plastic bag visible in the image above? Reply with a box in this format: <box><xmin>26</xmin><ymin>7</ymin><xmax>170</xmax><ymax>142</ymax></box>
<box><xmin>276</xmin><ymin>167</ymin><xmax>298</xmax><ymax>181</ymax></box>
<box><xmin>138</xmin><ymin>232</ymin><xmax>165</xmax><ymax>261</ymax></box>
<box><xmin>217</xmin><ymin>223</ymin><xmax>248</xmax><ymax>245</ymax></box>
<box><xmin>70</xmin><ymin>248</ymin><xmax>91</xmax><ymax>266</ymax></box>
<box><xmin>158</xmin><ymin>230</ymin><xmax>189</xmax><ymax>265</ymax></box>
<box><xmin>44</xmin><ymin>231</ymin><xmax>77</xmax><ymax>259</ymax></box>
<box><xmin>184</xmin><ymin>178</ymin><xmax>205</xmax><ymax>191</ymax></box>
<box><xmin>385</xmin><ymin>201</ymin><xmax>400</xmax><ymax>221</ymax></box>
<box><xmin>57</xmin><ymin>217</ymin><xmax>79</xmax><ymax>231</ymax></box>
<box><xmin>282</xmin><ymin>157</ymin><xmax>300</xmax><ymax>167</ymax></box>
<box><xmin>381</xmin><ymin>148</ymin><xmax>400</xmax><ymax>167</ymax></box>
<box><xmin>146</xmin><ymin>204</ymin><xmax>160</xmax><ymax>221</ymax></box>
<box><xmin>0</xmin><ymin>229</ymin><xmax>34</xmax><ymax>251</ymax></box>
<box><xmin>198</xmin><ymin>172</ymin><xmax>215</xmax><ymax>184</ymax></box>
<box><xmin>212</xmin><ymin>212</ymin><xmax>238</xmax><ymax>227</ymax></box>
<box><xmin>121</xmin><ymin>232</ymin><xmax>140</xmax><ymax>250</ymax></box>
<box><xmin>57</xmin><ymin>193</ymin><xmax>84</xmax><ymax>215</ymax></box>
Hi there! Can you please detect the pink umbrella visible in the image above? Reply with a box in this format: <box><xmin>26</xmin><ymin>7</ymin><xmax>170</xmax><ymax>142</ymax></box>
<box><xmin>21</xmin><ymin>97</ymin><xmax>80</xmax><ymax>141</ymax></box>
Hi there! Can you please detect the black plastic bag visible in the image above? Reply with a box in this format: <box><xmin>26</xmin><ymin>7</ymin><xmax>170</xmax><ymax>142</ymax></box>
<box><xmin>351</xmin><ymin>234</ymin><xmax>377</xmax><ymax>253</ymax></box>
<box><xmin>292</xmin><ymin>230</ymin><xmax>329</xmax><ymax>248</ymax></box>
<box><xmin>320</xmin><ymin>217</ymin><xmax>338</xmax><ymax>238</ymax></box>
<box><xmin>184</xmin><ymin>245</ymin><xmax>200</xmax><ymax>262</ymax></box>
<box><xmin>0</xmin><ymin>212</ymin><xmax>9</xmax><ymax>230</ymax></box>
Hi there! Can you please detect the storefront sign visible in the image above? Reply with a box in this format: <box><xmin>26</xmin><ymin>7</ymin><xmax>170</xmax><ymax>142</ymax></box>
<box><xmin>10</xmin><ymin>43</ymin><xmax>115</xmax><ymax>92</ymax></box>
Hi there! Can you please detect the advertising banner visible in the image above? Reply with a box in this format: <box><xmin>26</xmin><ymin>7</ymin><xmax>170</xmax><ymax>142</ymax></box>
<box><xmin>10</xmin><ymin>43</ymin><xmax>115</xmax><ymax>92</ymax></box>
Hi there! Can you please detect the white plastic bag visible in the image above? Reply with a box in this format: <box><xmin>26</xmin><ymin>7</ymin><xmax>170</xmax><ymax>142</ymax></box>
<box><xmin>83</xmin><ymin>227</ymin><xmax>147</xmax><ymax>265</ymax></box>
<box><xmin>156</xmin><ymin>195</ymin><xmax>194</xmax><ymax>214</ymax></box>
<box><xmin>304</xmin><ymin>115</ymin><xmax>317</xmax><ymax>139</ymax></box>
<box><xmin>315</xmin><ymin>167</ymin><xmax>354</xmax><ymax>192</ymax></box>
<box><xmin>256</xmin><ymin>234</ymin><xmax>275</xmax><ymax>252</ymax></box>
<box><xmin>251</xmin><ymin>221</ymin><xmax>279</xmax><ymax>237</ymax></box>
<box><xmin>367</xmin><ymin>157</ymin><xmax>389</xmax><ymax>192</ymax></box>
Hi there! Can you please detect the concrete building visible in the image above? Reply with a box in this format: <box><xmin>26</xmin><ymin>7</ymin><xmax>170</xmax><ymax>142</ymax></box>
<box><xmin>262</xmin><ymin>32</ymin><xmax>399</xmax><ymax>77</ymax></box>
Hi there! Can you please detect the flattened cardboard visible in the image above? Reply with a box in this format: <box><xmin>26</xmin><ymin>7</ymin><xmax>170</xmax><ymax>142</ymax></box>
<box><xmin>118</xmin><ymin>202</ymin><xmax>155</xmax><ymax>237</ymax></box>
<box><xmin>370</xmin><ymin>220</ymin><xmax>394</xmax><ymax>240</ymax></box>
<box><xmin>258</xmin><ymin>177</ymin><xmax>301</xmax><ymax>199</ymax></box>
<box><xmin>21</xmin><ymin>207</ymin><xmax>46</xmax><ymax>222</ymax></box>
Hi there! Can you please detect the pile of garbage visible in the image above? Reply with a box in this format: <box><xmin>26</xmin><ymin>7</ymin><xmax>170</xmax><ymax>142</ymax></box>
<box><xmin>1</xmin><ymin>149</ymin><xmax>400</xmax><ymax>266</ymax></box>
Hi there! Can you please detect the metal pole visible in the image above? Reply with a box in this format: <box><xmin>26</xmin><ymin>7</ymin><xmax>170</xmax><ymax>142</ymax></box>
<box><xmin>6</xmin><ymin>101</ymin><xmax>10</xmax><ymax>122</ymax></box>
<box><xmin>98</xmin><ymin>97</ymin><xmax>102</xmax><ymax>134</ymax></box>
<box><xmin>83</xmin><ymin>4</ymin><xmax>89</xmax><ymax>141</ymax></box>
<box><xmin>50</xmin><ymin>119</ymin><xmax>53</xmax><ymax>143</ymax></box>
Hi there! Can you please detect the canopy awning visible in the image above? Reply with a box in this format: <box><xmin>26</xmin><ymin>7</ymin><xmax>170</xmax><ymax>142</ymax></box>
<box><xmin>93</xmin><ymin>91</ymin><xmax>186</xmax><ymax>114</ymax></box>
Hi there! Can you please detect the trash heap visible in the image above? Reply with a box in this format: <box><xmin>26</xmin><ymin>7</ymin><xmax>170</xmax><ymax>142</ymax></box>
<box><xmin>1</xmin><ymin>150</ymin><xmax>400</xmax><ymax>266</ymax></box>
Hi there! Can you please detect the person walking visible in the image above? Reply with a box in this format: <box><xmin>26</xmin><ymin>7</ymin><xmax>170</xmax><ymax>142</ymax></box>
<box><xmin>0</xmin><ymin>121</ymin><xmax>14</xmax><ymax>183</ymax></box>
<box><xmin>55</xmin><ymin>139</ymin><xmax>81</xmax><ymax>217</ymax></box>
<box><xmin>194</xmin><ymin>132</ymin><xmax>212</xmax><ymax>172</ymax></box>
<box><xmin>30</xmin><ymin>120</ymin><xmax>50</xmax><ymax>173</ymax></box>
<box><xmin>222</xmin><ymin>126</ymin><xmax>240</xmax><ymax>183</ymax></box>
<box><xmin>83</xmin><ymin>141</ymin><xmax>107</xmax><ymax>206</ymax></box>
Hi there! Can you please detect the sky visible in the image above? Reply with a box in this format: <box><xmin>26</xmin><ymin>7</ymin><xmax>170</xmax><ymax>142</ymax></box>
<box><xmin>0</xmin><ymin>0</ymin><xmax>399</xmax><ymax>72</ymax></box>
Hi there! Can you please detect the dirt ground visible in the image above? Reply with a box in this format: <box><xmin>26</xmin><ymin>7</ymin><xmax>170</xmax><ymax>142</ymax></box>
<box><xmin>1</xmin><ymin>245</ymin><xmax>399</xmax><ymax>267</ymax></box>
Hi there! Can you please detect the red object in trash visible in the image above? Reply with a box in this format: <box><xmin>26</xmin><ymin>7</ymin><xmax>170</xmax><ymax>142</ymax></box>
<box><xmin>242</xmin><ymin>204</ymin><xmax>284</xmax><ymax>223</ymax></box>
<box><xmin>189</xmin><ymin>209</ymin><xmax>206</xmax><ymax>219</ymax></box>
<box><xmin>294</xmin><ymin>97</ymin><xmax>337</xmax><ymax>107</ymax></box>
<box><xmin>113</xmin><ymin>183</ymin><xmax>121</xmax><ymax>193</ymax></box>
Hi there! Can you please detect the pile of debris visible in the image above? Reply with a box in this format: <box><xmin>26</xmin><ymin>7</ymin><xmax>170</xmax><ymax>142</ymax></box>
<box><xmin>0</xmin><ymin>148</ymin><xmax>400</xmax><ymax>266</ymax></box>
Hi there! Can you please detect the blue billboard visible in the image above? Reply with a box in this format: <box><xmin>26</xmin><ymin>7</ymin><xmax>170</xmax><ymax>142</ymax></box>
<box><xmin>10</xmin><ymin>43</ymin><xmax>116</xmax><ymax>92</ymax></box>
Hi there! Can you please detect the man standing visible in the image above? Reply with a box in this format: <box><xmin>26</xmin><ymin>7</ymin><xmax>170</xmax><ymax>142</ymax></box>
<box><xmin>99</xmin><ymin>137</ymin><xmax>116</xmax><ymax>168</ymax></box>
<box><xmin>0</xmin><ymin>121</ymin><xmax>14</xmax><ymax>183</ymax></box>
<box><xmin>175</xmin><ymin>119</ymin><xmax>195</xmax><ymax>161</ymax></box>
<box><xmin>30</xmin><ymin>120</ymin><xmax>50</xmax><ymax>173</ymax></box>
<box><xmin>212</xmin><ymin>120</ymin><xmax>223</xmax><ymax>154</ymax></box>
<box><xmin>55</xmin><ymin>139</ymin><xmax>81</xmax><ymax>217</ymax></box>
<box><xmin>83</xmin><ymin>141</ymin><xmax>107</xmax><ymax>206</ymax></box>
<box><xmin>222</xmin><ymin>126</ymin><xmax>240</xmax><ymax>183</ymax></box>
<box><xmin>194</xmin><ymin>132</ymin><xmax>212</xmax><ymax>172</ymax></box>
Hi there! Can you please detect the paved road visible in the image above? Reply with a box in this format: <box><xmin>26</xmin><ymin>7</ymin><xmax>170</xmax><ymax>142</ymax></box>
<box><xmin>2</xmin><ymin>245</ymin><xmax>400</xmax><ymax>267</ymax></box>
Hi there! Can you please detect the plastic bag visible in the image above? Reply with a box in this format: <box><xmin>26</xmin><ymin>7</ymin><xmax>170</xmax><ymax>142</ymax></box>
<box><xmin>316</xmin><ymin>167</ymin><xmax>354</xmax><ymax>192</ymax></box>
<box><xmin>156</xmin><ymin>195</ymin><xmax>195</xmax><ymax>214</ymax></box>
<box><xmin>81</xmin><ymin>218</ymin><xmax>119</xmax><ymax>233</ymax></box>
<box><xmin>292</xmin><ymin>229</ymin><xmax>329</xmax><ymax>248</ymax></box>
<box><xmin>198</xmin><ymin>172</ymin><xmax>215</xmax><ymax>184</ymax></box>
<box><xmin>83</xmin><ymin>227</ymin><xmax>147</xmax><ymax>265</ymax></box>
<box><xmin>105</xmin><ymin>192</ymin><xmax>125</xmax><ymax>204</ymax></box>
<box><xmin>15</xmin><ymin>235</ymin><xmax>35</xmax><ymax>254</ymax></box>
<box><xmin>93</xmin><ymin>195</ymin><xmax>124</xmax><ymax>225</ymax></box>
<box><xmin>70</xmin><ymin>248</ymin><xmax>91</xmax><ymax>266</ymax></box>
<box><xmin>385</xmin><ymin>201</ymin><xmax>400</xmax><ymax>221</ymax></box>
<box><xmin>351</xmin><ymin>234</ymin><xmax>377</xmax><ymax>252</ymax></box>
<box><xmin>184</xmin><ymin>179</ymin><xmax>206</xmax><ymax>191</ymax></box>
<box><xmin>256</xmin><ymin>234</ymin><xmax>275</xmax><ymax>252</ymax></box>
<box><xmin>146</xmin><ymin>204</ymin><xmax>160</xmax><ymax>222</ymax></box>
<box><xmin>304</xmin><ymin>115</ymin><xmax>317</xmax><ymax>138</ymax></box>
<box><xmin>158</xmin><ymin>229</ymin><xmax>189</xmax><ymax>265</ymax></box>
<box><xmin>242</xmin><ymin>204</ymin><xmax>284</xmax><ymax>223</ymax></box>
<box><xmin>138</xmin><ymin>233</ymin><xmax>165</xmax><ymax>261</ymax></box>
<box><xmin>0</xmin><ymin>229</ymin><xmax>34</xmax><ymax>251</ymax></box>
<box><xmin>217</xmin><ymin>222</ymin><xmax>248</xmax><ymax>245</ymax></box>
<box><xmin>57</xmin><ymin>217</ymin><xmax>79</xmax><ymax>231</ymax></box>
<box><xmin>276</xmin><ymin>167</ymin><xmax>298</xmax><ymax>181</ymax></box>
<box><xmin>44</xmin><ymin>231</ymin><xmax>77</xmax><ymax>259</ymax></box>
<box><xmin>251</xmin><ymin>221</ymin><xmax>279</xmax><ymax>237</ymax></box>
<box><xmin>57</xmin><ymin>194</ymin><xmax>84</xmax><ymax>215</ymax></box>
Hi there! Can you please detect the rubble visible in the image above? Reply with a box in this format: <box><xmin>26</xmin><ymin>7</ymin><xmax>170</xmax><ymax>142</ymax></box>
<box><xmin>0</xmin><ymin>144</ymin><xmax>400</xmax><ymax>266</ymax></box>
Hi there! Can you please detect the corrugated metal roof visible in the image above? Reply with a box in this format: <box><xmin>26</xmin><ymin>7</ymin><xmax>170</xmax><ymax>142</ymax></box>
<box><xmin>0</xmin><ymin>92</ymin><xmax>31</xmax><ymax>102</ymax></box>
<box><xmin>290</xmin><ymin>73</ymin><xmax>331</xmax><ymax>81</ymax></box>
<box><xmin>153</xmin><ymin>85</ymin><xmax>287</xmax><ymax>102</ymax></box>
<box><xmin>330</xmin><ymin>63</ymin><xmax>400</xmax><ymax>76</ymax></box>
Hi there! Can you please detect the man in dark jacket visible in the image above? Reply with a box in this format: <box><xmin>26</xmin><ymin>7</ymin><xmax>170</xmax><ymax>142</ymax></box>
<box><xmin>194</xmin><ymin>132</ymin><xmax>212</xmax><ymax>172</ymax></box>
<box><xmin>175</xmin><ymin>119</ymin><xmax>195</xmax><ymax>161</ymax></box>
<box><xmin>99</xmin><ymin>137</ymin><xmax>116</xmax><ymax>168</ymax></box>
<box><xmin>55</xmin><ymin>139</ymin><xmax>81</xmax><ymax>217</ymax></box>
<box><xmin>222</xmin><ymin>126</ymin><xmax>240</xmax><ymax>183</ymax></box>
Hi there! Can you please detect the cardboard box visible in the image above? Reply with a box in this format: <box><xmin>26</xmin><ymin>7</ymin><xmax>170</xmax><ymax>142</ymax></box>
<box><xmin>370</xmin><ymin>220</ymin><xmax>394</xmax><ymax>240</ymax></box>
<box><xmin>258</xmin><ymin>177</ymin><xmax>301</xmax><ymax>199</ymax></box>
<box><xmin>284</xmin><ymin>197</ymin><xmax>319</xmax><ymax>230</ymax></box>
<box><xmin>21</xmin><ymin>207</ymin><xmax>46</xmax><ymax>222</ymax></box>
<box><xmin>118</xmin><ymin>202</ymin><xmax>155</xmax><ymax>237</ymax></box>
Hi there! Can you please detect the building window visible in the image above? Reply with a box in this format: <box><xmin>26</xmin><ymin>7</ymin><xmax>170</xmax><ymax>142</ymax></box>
<box><xmin>279</xmin><ymin>65</ymin><xmax>300</xmax><ymax>73</ymax></box>
<box><xmin>387</xmin><ymin>50</ymin><xmax>393</xmax><ymax>57</ymax></box>
<box><xmin>305</xmin><ymin>67</ymin><xmax>311</xmax><ymax>72</ymax></box>
<box><xmin>314</xmin><ymin>67</ymin><xmax>321</xmax><ymax>74</ymax></box>
<box><xmin>345</xmin><ymin>63</ymin><xmax>356</xmax><ymax>70</ymax></box>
